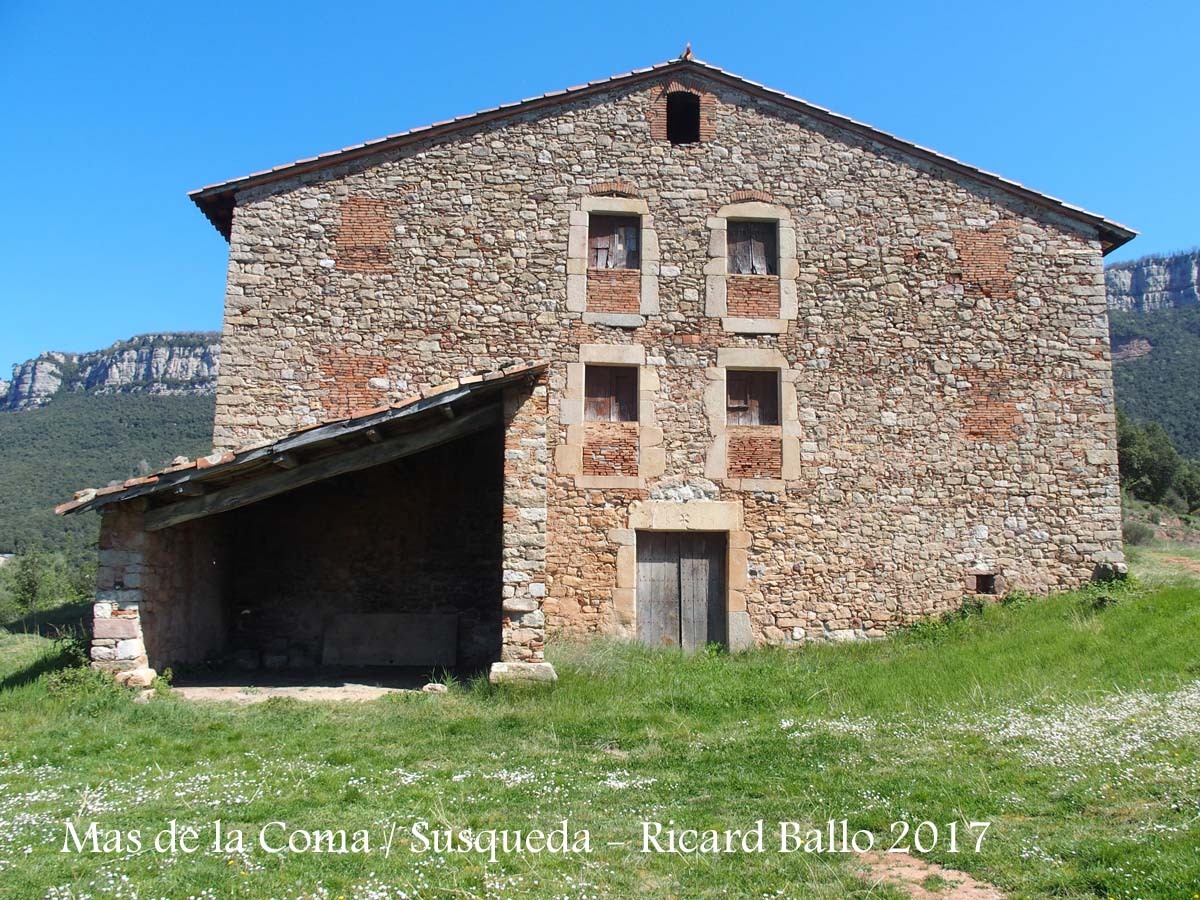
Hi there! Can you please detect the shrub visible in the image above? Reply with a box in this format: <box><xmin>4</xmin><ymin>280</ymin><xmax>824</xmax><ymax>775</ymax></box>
<box><xmin>45</xmin><ymin>665</ymin><xmax>123</xmax><ymax>700</ymax></box>
<box><xmin>1122</xmin><ymin>520</ymin><xmax>1156</xmax><ymax>546</ymax></box>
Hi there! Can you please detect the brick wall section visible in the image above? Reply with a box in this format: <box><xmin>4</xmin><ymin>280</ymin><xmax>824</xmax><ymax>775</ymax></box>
<box><xmin>962</xmin><ymin>368</ymin><xmax>1022</xmax><ymax>441</ymax></box>
<box><xmin>727</xmin><ymin>427</ymin><xmax>782</xmax><ymax>478</ymax></box>
<box><xmin>317</xmin><ymin>349</ymin><xmax>390</xmax><ymax>419</ymax></box>
<box><xmin>582</xmin><ymin>422</ymin><xmax>639</xmax><ymax>475</ymax></box>
<box><xmin>726</xmin><ymin>275</ymin><xmax>780</xmax><ymax>318</ymax></box>
<box><xmin>954</xmin><ymin>220</ymin><xmax>1016</xmax><ymax>299</ymax></box>
<box><xmin>586</xmin><ymin>268</ymin><xmax>641</xmax><ymax>313</ymax></box>
<box><xmin>336</xmin><ymin>196</ymin><xmax>393</xmax><ymax>273</ymax></box>
<box><xmin>211</xmin><ymin>74</ymin><xmax>1124</xmax><ymax>649</ymax></box>
<box><xmin>646</xmin><ymin>80</ymin><xmax>717</xmax><ymax>142</ymax></box>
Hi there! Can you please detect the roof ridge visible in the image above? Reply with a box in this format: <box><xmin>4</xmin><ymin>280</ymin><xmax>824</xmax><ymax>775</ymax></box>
<box><xmin>188</xmin><ymin>56</ymin><xmax>1134</xmax><ymax>251</ymax></box>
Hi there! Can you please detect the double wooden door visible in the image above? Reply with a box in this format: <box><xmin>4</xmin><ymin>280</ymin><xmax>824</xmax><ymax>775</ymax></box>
<box><xmin>636</xmin><ymin>531</ymin><xmax>727</xmax><ymax>650</ymax></box>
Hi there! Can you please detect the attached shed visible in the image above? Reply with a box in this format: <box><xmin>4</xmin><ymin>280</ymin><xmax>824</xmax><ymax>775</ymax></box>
<box><xmin>59</xmin><ymin>363</ymin><xmax>556</xmax><ymax>685</ymax></box>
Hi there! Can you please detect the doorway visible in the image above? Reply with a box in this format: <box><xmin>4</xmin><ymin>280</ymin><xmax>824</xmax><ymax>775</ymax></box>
<box><xmin>635</xmin><ymin>531</ymin><xmax>727</xmax><ymax>650</ymax></box>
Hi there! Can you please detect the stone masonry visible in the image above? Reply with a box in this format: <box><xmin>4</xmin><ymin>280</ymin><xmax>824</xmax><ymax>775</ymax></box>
<box><xmin>146</xmin><ymin>58</ymin><xmax>1130</xmax><ymax>667</ymax></box>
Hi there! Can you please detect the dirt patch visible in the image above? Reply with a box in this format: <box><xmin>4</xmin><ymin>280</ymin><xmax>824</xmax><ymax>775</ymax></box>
<box><xmin>1111</xmin><ymin>337</ymin><xmax>1153</xmax><ymax>361</ymax></box>
<box><xmin>174</xmin><ymin>683</ymin><xmax>411</xmax><ymax>703</ymax></box>
<box><xmin>169</xmin><ymin>669</ymin><xmax>432</xmax><ymax>703</ymax></box>
<box><xmin>1162</xmin><ymin>555</ymin><xmax>1200</xmax><ymax>576</ymax></box>
<box><xmin>856</xmin><ymin>851</ymin><xmax>1005</xmax><ymax>899</ymax></box>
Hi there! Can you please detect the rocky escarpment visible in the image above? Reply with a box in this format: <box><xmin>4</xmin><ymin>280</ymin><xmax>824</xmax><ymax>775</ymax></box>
<box><xmin>1106</xmin><ymin>249</ymin><xmax>1200</xmax><ymax>312</ymax></box>
<box><xmin>1</xmin><ymin>333</ymin><xmax>220</xmax><ymax>412</ymax></box>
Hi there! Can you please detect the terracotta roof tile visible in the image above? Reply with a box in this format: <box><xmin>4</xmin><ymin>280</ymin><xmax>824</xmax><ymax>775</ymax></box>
<box><xmin>57</xmin><ymin>361</ymin><xmax>548</xmax><ymax>516</ymax></box>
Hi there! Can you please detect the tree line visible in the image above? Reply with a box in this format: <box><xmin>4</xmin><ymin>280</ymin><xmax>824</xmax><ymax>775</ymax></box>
<box><xmin>1117</xmin><ymin>408</ymin><xmax>1200</xmax><ymax>513</ymax></box>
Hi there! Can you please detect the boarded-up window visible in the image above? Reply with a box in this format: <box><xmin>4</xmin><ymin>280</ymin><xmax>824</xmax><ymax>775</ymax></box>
<box><xmin>589</xmin><ymin>215</ymin><xmax>640</xmax><ymax>270</ymax></box>
<box><xmin>585</xmin><ymin>365</ymin><xmax>638</xmax><ymax>422</ymax></box>
<box><xmin>727</xmin><ymin>221</ymin><xmax>778</xmax><ymax>276</ymax></box>
<box><xmin>726</xmin><ymin>370</ymin><xmax>779</xmax><ymax>426</ymax></box>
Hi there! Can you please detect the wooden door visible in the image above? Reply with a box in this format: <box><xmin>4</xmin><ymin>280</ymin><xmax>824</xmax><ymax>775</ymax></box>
<box><xmin>636</xmin><ymin>531</ymin><xmax>727</xmax><ymax>649</ymax></box>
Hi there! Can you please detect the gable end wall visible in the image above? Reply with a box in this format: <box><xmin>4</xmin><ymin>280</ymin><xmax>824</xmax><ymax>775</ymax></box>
<box><xmin>210</xmin><ymin>76</ymin><xmax>1122</xmax><ymax>645</ymax></box>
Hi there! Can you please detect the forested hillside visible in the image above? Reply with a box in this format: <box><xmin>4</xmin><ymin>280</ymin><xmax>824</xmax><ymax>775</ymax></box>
<box><xmin>0</xmin><ymin>393</ymin><xmax>214</xmax><ymax>557</ymax></box>
<box><xmin>1110</xmin><ymin>304</ymin><xmax>1200</xmax><ymax>458</ymax></box>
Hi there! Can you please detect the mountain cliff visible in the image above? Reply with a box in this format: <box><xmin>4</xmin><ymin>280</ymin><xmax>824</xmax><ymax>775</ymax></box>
<box><xmin>1107</xmin><ymin>249</ymin><xmax>1200</xmax><ymax>459</ymax></box>
<box><xmin>1106</xmin><ymin>249</ymin><xmax>1200</xmax><ymax>312</ymax></box>
<box><xmin>0</xmin><ymin>332</ymin><xmax>220</xmax><ymax>412</ymax></box>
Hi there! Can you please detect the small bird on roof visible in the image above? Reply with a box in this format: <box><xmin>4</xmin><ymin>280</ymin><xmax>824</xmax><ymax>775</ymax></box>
<box><xmin>680</xmin><ymin>43</ymin><xmax>693</xmax><ymax>61</ymax></box>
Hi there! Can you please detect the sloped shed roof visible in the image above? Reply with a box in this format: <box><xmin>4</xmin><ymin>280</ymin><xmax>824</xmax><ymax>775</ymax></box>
<box><xmin>58</xmin><ymin>362</ymin><xmax>546</xmax><ymax>529</ymax></box>
<box><xmin>189</xmin><ymin>55</ymin><xmax>1134</xmax><ymax>252</ymax></box>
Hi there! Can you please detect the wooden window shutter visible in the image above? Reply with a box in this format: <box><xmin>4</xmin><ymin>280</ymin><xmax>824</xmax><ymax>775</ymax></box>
<box><xmin>728</xmin><ymin>222</ymin><xmax>752</xmax><ymax>275</ymax></box>
<box><xmin>726</xmin><ymin>370</ymin><xmax>779</xmax><ymax>426</ymax></box>
<box><xmin>728</xmin><ymin>221</ymin><xmax>778</xmax><ymax>275</ymax></box>
<box><xmin>613</xmin><ymin>367</ymin><xmax>638</xmax><ymax>422</ymax></box>
<box><xmin>585</xmin><ymin>366</ymin><xmax>612</xmax><ymax>421</ymax></box>
<box><xmin>586</xmin><ymin>365</ymin><xmax>638</xmax><ymax>422</ymax></box>
<box><xmin>589</xmin><ymin>215</ymin><xmax>640</xmax><ymax>270</ymax></box>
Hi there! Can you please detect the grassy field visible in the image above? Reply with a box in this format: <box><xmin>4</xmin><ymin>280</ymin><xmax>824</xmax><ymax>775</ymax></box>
<box><xmin>0</xmin><ymin>558</ymin><xmax>1197</xmax><ymax>898</ymax></box>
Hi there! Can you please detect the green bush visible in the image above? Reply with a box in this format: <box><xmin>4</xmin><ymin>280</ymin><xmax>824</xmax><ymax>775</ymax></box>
<box><xmin>44</xmin><ymin>665</ymin><xmax>122</xmax><ymax>699</ymax></box>
<box><xmin>0</xmin><ymin>548</ymin><xmax>95</xmax><ymax>623</ymax></box>
<box><xmin>1122</xmin><ymin>520</ymin><xmax>1156</xmax><ymax>545</ymax></box>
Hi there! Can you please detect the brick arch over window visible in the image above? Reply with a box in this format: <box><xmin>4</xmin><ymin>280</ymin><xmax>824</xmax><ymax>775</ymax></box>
<box><xmin>588</xmin><ymin>179</ymin><xmax>640</xmax><ymax>198</ymax></box>
<box><xmin>646</xmin><ymin>80</ymin><xmax>716</xmax><ymax>144</ymax></box>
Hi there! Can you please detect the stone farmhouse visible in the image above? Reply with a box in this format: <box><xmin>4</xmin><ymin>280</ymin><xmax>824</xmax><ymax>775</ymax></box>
<box><xmin>60</xmin><ymin>53</ymin><xmax>1134</xmax><ymax>685</ymax></box>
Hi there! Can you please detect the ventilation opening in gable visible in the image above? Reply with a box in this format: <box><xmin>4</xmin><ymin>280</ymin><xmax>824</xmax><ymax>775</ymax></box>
<box><xmin>666</xmin><ymin>91</ymin><xmax>701</xmax><ymax>145</ymax></box>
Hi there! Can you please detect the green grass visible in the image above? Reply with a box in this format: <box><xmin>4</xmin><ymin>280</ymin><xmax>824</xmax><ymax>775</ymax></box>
<box><xmin>1</xmin><ymin>570</ymin><xmax>1198</xmax><ymax>898</ymax></box>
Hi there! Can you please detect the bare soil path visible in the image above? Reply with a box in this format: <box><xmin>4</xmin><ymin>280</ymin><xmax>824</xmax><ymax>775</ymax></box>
<box><xmin>1161</xmin><ymin>555</ymin><xmax>1200</xmax><ymax>576</ymax></box>
<box><xmin>856</xmin><ymin>851</ymin><xmax>1006</xmax><ymax>899</ymax></box>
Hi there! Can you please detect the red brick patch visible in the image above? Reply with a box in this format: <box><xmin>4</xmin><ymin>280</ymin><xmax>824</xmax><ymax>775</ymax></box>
<box><xmin>336</xmin><ymin>196</ymin><xmax>393</xmax><ymax>273</ymax></box>
<box><xmin>728</xmin><ymin>427</ymin><xmax>782</xmax><ymax>478</ymax></box>
<box><xmin>962</xmin><ymin>367</ymin><xmax>1022</xmax><ymax>441</ymax></box>
<box><xmin>587</xmin><ymin>268</ymin><xmax>641</xmax><ymax>314</ymax></box>
<box><xmin>730</xmin><ymin>189</ymin><xmax>774</xmax><ymax>204</ymax></box>
<box><xmin>589</xmin><ymin>179</ymin><xmax>640</xmax><ymax>198</ymax></box>
<box><xmin>954</xmin><ymin>221</ymin><xmax>1016</xmax><ymax>300</ymax></box>
<box><xmin>583</xmin><ymin>422</ymin><xmax>639</xmax><ymax>476</ymax></box>
<box><xmin>318</xmin><ymin>348</ymin><xmax>390</xmax><ymax>420</ymax></box>
<box><xmin>726</xmin><ymin>275</ymin><xmax>780</xmax><ymax>318</ymax></box>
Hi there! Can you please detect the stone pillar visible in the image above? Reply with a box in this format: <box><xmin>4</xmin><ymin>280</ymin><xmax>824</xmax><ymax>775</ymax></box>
<box><xmin>91</xmin><ymin>503</ymin><xmax>157</xmax><ymax>686</ymax></box>
<box><xmin>492</xmin><ymin>375</ymin><xmax>557</xmax><ymax>685</ymax></box>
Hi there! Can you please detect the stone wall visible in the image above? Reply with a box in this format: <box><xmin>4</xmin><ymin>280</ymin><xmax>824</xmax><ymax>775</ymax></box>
<box><xmin>92</xmin><ymin>503</ymin><xmax>227</xmax><ymax>676</ymax></box>
<box><xmin>500</xmin><ymin>380</ymin><xmax>549</xmax><ymax>664</ymax></box>
<box><xmin>209</xmin><ymin>72</ymin><xmax>1122</xmax><ymax>648</ymax></box>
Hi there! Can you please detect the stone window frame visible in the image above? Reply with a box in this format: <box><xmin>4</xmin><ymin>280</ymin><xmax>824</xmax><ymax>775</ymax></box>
<box><xmin>704</xmin><ymin>200</ymin><xmax>798</xmax><ymax>334</ymax></box>
<box><xmin>567</xmin><ymin>196</ymin><xmax>660</xmax><ymax>328</ymax></box>
<box><xmin>704</xmin><ymin>348</ymin><xmax>801</xmax><ymax>490</ymax></box>
<box><xmin>608</xmin><ymin>500</ymin><xmax>753</xmax><ymax>651</ymax></box>
<box><xmin>555</xmin><ymin>344</ymin><xmax>664</xmax><ymax>489</ymax></box>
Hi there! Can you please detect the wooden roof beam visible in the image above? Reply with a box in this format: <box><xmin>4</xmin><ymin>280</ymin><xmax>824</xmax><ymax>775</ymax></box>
<box><xmin>143</xmin><ymin>403</ymin><xmax>501</xmax><ymax>532</ymax></box>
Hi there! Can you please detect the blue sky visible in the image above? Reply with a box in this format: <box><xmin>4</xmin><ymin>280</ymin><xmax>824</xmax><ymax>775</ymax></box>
<box><xmin>1</xmin><ymin>0</ymin><xmax>1196</xmax><ymax>374</ymax></box>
